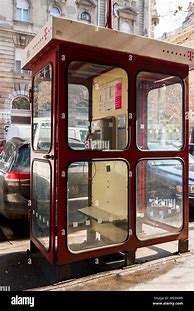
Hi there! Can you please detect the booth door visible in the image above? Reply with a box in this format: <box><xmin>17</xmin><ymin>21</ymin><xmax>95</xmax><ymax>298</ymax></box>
<box><xmin>31</xmin><ymin>63</ymin><xmax>56</xmax><ymax>263</ymax></box>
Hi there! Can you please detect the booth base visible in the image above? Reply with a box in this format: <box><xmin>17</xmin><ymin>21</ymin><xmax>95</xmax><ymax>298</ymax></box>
<box><xmin>56</xmin><ymin>251</ymin><xmax>136</xmax><ymax>282</ymax></box>
<box><xmin>29</xmin><ymin>238</ymin><xmax>190</xmax><ymax>283</ymax></box>
<box><xmin>29</xmin><ymin>241</ymin><xmax>136</xmax><ymax>282</ymax></box>
<box><xmin>178</xmin><ymin>239</ymin><xmax>189</xmax><ymax>253</ymax></box>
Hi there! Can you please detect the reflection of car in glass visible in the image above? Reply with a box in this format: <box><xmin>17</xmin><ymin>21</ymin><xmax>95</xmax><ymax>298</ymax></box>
<box><xmin>147</xmin><ymin>142</ymin><xmax>181</xmax><ymax>151</ymax></box>
<box><xmin>68</xmin><ymin>138</ymin><xmax>87</xmax><ymax>196</ymax></box>
<box><xmin>33</xmin><ymin>117</ymin><xmax>87</xmax><ymax>151</ymax></box>
<box><xmin>6</xmin><ymin>124</ymin><xmax>31</xmax><ymax>142</ymax></box>
<box><xmin>68</xmin><ymin>127</ymin><xmax>88</xmax><ymax>143</ymax></box>
<box><xmin>146</xmin><ymin>154</ymin><xmax>194</xmax><ymax>219</ymax></box>
<box><xmin>68</xmin><ymin>160</ymin><xmax>88</xmax><ymax>225</ymax></box>
<box><xmin>68</xmin><ymin>161</ymin><xmax>88</xmax><ymax>197</ymax></box>
<box><xmin>189</xmin><ymin>143</ymin><xmax>194</xmax><ymax>156</ymax></box>
<box><xmin>68</xmin><ymin>138</ymin><xmax>85</xmax><ymax>150</ymax></box>
<box><xmin>0</xmin><ymin>137</ymin><xmax>30</xmax><ymax>219</ymax></box>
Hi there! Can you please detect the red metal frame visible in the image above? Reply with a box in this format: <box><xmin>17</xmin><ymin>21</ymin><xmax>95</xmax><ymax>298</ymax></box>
<box><xmin>29</xmin><ymin>40</ymin><xmax>189</xmax><ymax>266</ymax></box>
<box><xmin>56</xmin><ymin>43</ymin><xmax>189</xmax><ymax>265</ymax></box>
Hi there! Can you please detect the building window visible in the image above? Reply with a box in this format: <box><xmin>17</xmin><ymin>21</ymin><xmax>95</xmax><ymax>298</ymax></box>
<box><xmin>11</xmin><ymin>96</ymin><xmax>30</xmax><ymax>124</ymax></box>
<box><xmin>15</xmin><ymin>48</ymin><xmax>30</xmax><ymax>74</ymax></box>
<box><xmin>120</xmin><ymin>21</ymin><xmax>131</xmax><ymax>33</ymax></box>
<box><xmin>12</xmin><ymin>96</ymin><xmax>30</xmax><ymax>110</ymax></box>
<box><xmin>49</xmin><ymin>5</ymin><xmax>61</xmax><ymax>17</ymax></box>
<box><xmin>16</xmin><ymin>0</ymin><xmax>29</xmax><ymax>22</ymax></box>
<box><xmin>80</xmin><ymin>11</ymin><xmax>91</xmax><ymax>23</ymax></box>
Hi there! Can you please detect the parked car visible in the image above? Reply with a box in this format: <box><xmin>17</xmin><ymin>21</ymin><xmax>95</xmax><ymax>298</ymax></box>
<box><xmin>33</xmin><ymin>117</ymin><xmax>87</xmax><ymax>151</ymax></box>
<box><xmin>68</xmin><ymin>137</ymin><xmax>85</xmax><ymax>150</ymax></box>
<box><xmin>6</xmin><ymin>124</ymin><xmax>31</xmax><ymax>141</ymax></box>
<box><xmin>0</xmin><ymin>137</ymin><xmax>30</xmax><ymax>219</ymax></box>
<box><xmin>68</xmin><ymin>126</ymin><xmax>88</xmax><ymax>143</ymax></box>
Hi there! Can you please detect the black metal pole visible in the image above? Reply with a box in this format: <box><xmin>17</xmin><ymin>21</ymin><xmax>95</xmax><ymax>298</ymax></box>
<box><xmin>106</xmin><ymin>0</ymin><xmax>112</xmax><ymax>29</ymax></box>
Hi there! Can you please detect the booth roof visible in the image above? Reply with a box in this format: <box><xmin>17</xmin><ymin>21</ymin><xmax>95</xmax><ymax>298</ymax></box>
<box><xmin>22</xmin><ymin>16</ymin><xmax>194</xmax><ymax>69</ymax></box>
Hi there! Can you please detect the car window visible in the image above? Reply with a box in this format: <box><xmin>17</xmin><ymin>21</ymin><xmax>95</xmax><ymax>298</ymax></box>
<box><xmin>13</xmin><ymin>146</ymin><xmax>30</xmax><ymax>172</ymax></box>
<box><xmin>68</xmin><ymin>138</ymin><xmax>84</xmax><ymax>150</ymax></box>
<box><xmin>0</xmin><ymin>142</ymin><xmax>16</xmax><ymax>171</ymax></box>
<box><xmin>79</xmin><ymin>129</ymin><xmax>87</xmax><ymax>142</ymax></box>
<box><xmin>68</xmin><ymin>129</ymin><xmax>76</xmax><ymax>139</ymax></box>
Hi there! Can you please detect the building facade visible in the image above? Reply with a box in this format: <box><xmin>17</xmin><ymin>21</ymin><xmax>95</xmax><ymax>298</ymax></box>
<box><xmin>0</xmin><ymin>0</ymin><xmax>158</xmax><ymax>139</ymax></box>
<box><xmin>156</xmin><ymin>2</ymin><xmax>194</xmax><ymax>134</ymax></box>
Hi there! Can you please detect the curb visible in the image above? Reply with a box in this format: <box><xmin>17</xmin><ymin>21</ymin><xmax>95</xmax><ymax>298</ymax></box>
<box><xmin>31</xmin><ymin>249</ymin><xmax>194</xmax><ymax>291</ymax></box>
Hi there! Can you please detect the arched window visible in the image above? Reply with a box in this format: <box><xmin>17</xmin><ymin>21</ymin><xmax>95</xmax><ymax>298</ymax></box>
<box><xmin>12</xmin><ymin>96</ymin><xmax>30</xmax><ymax>110</ymax></box>
<box><xmin>16</xmin><ymin>0</ymin><xmax>29</xmax><ymax>22</ymax></box>
<box><xmin>11</xmin><ymin>96</ymin><xmax>30</xmax><ymax>124</ymax></box>
<box><xmin>80</xmin><ymin>11</ymin><xmax>91</xmax><ymax>23</ymax></box>
<box><xmin>49</xmin><ymin>5</ymin><xmax>61</xmax><ymax>17</ymax></box>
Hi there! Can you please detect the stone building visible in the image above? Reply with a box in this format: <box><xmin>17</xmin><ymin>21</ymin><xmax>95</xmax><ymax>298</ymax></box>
<box><xmin>0</xmin><ymin>0</ymin><xmax>158</xmax><ymax>139</ymax></box>
<box><xmin>156</xmin><ymin>2</ymin><xmax>194</xmax><ymax>134</ymax></box>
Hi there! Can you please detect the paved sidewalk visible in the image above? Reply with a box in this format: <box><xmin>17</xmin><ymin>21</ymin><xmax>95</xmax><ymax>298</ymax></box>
<box><xmin>32</xmin><ymin>248</ymin><xmax>194</xmax><ymax>291</ymax></box>
<box><xmin>0</xmin><ymin>223</ymin><xmax>193</xmax><ymax>291</ymax></box>
<box><xmin>30</xmin><ymin>222</ymin><xmax>194</xmax><ymax>291</ymax></box>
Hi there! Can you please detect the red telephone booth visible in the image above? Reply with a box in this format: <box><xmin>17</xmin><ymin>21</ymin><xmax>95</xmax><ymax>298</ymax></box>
<box><xmin>22</xmin><ymin>17</ymin><xmax>193</xmax><ymax>278</ymax></box>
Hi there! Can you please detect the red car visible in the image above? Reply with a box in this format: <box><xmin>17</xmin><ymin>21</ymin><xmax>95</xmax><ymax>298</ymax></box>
<box><xmin>0</xmin><ymin>137</ymin><xmax>30</xmax><ymax>219</ymax></box>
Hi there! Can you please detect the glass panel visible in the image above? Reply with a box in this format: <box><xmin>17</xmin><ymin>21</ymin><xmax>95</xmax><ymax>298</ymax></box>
<box><xmin>32</xmin><ymin>161</ymin><xmax>51</xmax><ymax>250</ymax></box>
<box><xmin>12</xmin><ymin>96</ymin><xmax>30</xmax><ymax>110</ymax></box>
<box><xmin>16</xmin><ymin>8</ymin><xmax>21</xmax><ymax>20</ymax></box>
<box><xmin>67</xmin><ymin>160</ymin><xmax>128</xmax><ymax>252</ymax></box>
<box><xmin>23</xmin><ymin>9</ymin><xmax>29</xmax><ymax>22</ymax></box>
<box><xmin>136</xmin><ymin>72</ymin><xmax>183</xmax><ymax>151</ymax></box>
<box><xmin>68</xmin><ymin>62</ymin><xmax>128</xmax><ymax>151</ymax></box>
<box><xmin>136</xmin><ymin>159</ymin><xmax>183</xmax><ymax>241</ymax></box>
<box><xmin>33</xmin><ymin>64</ymin><xmax>52</xmax><ymax>152</ymax></box>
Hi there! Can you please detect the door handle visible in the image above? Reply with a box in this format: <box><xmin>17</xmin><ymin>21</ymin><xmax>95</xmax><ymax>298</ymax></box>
<box><xmin>43</xmin><ymin>154</ymin><xmax>54</xmax><ymax>160</ymax></box>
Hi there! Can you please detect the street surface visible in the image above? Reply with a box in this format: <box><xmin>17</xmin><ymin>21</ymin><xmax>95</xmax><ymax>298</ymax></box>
<box><xmin>0</xmin><ymin>215</ymin><xmax>193</xmax><ymax>291</ymax></box>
